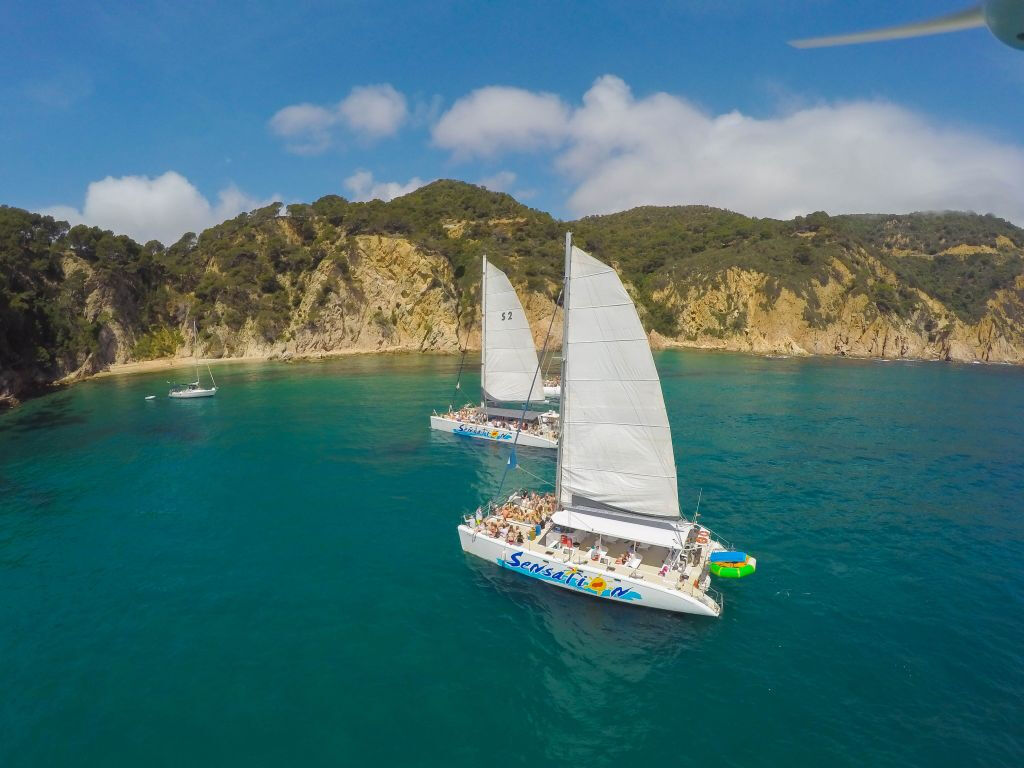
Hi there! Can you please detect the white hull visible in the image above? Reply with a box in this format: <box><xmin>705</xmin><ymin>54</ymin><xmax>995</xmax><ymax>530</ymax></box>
<box><xmin>543</xmin><ymin>385</ymin><xmax>561</xmax><ymax>399</ymax></box>
<box><xmin>168</xmin><ymin>387</ymin><xmax>217</xmax><ymax>399</ymax></box>
<box><xmin>430</xmin><ymin>416</ymin><xmax>557</xmax><ymax>449</ymax></box>
<box><xmin>458</xmin><ymin>525</ymin><xmax>719</xmax><ymax>616</ymax></box>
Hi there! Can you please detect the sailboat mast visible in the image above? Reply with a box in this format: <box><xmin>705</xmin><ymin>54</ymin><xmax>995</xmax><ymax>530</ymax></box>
<box><xmin>194</xmin><ymin>319</ymin><xmax>199</xmax><ymax>383</ymax></box>
<box><xmin>480</xmin><ymin>255</ymin><xmax>487</xmax><ymax>407</ymax></box>
<box><xmin>555</xmin><ymin>232</ymin><xmax>571</xmax><ymax>509</ymax></box>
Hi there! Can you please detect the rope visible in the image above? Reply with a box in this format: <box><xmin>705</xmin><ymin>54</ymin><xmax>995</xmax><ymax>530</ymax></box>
<box><xmin>492</xmin><ymin>288</ymin><xmax>563</xmax><ymax>504</ymax></box>
<box><xmin>515</xmin><ymin>463</ymin><xmax>554</xmax><ymax>488</ymax></box>
<box><xmin>538</xmin><ymin>295</ymin><xmax>561</xmax><ymax>382</ymax></box>
<box><xmin>449</xmin><ymin>313</ymin><xmax>469</xmax><ymax>412</ymax></box>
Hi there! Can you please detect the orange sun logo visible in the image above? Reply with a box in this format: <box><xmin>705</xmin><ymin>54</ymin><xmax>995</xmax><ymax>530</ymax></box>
<box><xmin>588</xmin><ymin>576</ymin><xmax>607</xmax><ymax>593</ymax></box>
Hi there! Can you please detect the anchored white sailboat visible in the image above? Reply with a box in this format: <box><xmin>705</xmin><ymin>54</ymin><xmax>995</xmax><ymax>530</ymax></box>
<box><xmin>458</xmin><ymin>234</ymin><xmax>754</xmax><ymax>616</ymax></box>
<box><xmin>431</xmin><ymin>256</ymin><xmax>558</xmax><ymax>449</ymax></box>
<box><xmin>168</xmin><ymin>320</ymin><xmax>217</xmax><ymax>399</ymax></box>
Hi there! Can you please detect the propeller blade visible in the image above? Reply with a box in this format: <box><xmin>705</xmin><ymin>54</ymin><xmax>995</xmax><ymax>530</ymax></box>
<box><xmin>789</xmin><ymin>5</ymin><xmax>985</xmax><ymax>48</ymax></box>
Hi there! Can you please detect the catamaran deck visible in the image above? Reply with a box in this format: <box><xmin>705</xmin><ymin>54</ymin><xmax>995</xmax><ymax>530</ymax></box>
<box><xmin>468</xmin><ymin>492</ymin><xmax>723</xmax><ymax>613</ymax></box>
<box><xmin>430</xmin><ymin>406</ymin><xmax>559</xmax><ymax>449</ymax></box>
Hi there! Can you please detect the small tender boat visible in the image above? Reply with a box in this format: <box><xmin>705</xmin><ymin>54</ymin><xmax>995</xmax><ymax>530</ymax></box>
<box><xmin>431</xmin><ymin>255</ymin><xmax>557</xmax><ymax>449</ymax></box>
<box><xmin>169</xmin><ymin>320</ymin><xmax>217</xmax><ymax>399</ymax></box>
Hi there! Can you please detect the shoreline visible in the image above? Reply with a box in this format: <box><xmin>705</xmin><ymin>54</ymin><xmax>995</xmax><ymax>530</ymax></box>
<box><xmin>90</xmin><ymin>340</ymin><xmax>1021</xmax><ymax>385</ymax></box>
<box><xmin>87</xmin><ymin>346</ymin><xmax>465</xmax><ymax>381</ymax></box>
<box><xmin>4</xmin><ymin>341</ymin><xmax>1018</xmax><ymax>413</ymax></box>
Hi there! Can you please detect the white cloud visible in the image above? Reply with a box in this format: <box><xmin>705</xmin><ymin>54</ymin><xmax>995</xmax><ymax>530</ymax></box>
<box><xmin>268</xmin><ymin>103</ymin><xmax>336</xmax><ymax>155</ymax></box>
<box><xmin>432</xmin><ymin>75</ymin><xmax>1024</xmax><ymax>224</ymax></box>
<box><xmin>269</xmin><ymin>84</ymin><xmax>408</xmax><ymax>154</ymax></box>
<box><xmin>337</xmin><ymin>84</ymin><xmax>408</xmax><ymax>138</ymax></box>
<box><xmin>431</xmin><ymin>86</ymin><xmax>570</xmax><ymax>158</ymax></box>
<box><xmin>477</xmin><ymin>170</ymin><xmax>517</xmax><ymax>192</ymax></box>
<box><xmin>344</xmin><ymin>170</ymin><xmax>427</xmax><ymax>202</ymax></box>
<box><xmin>41</xmin><ymin>171</ymin><xmax>275</xmax><ymax>244</ymax></box>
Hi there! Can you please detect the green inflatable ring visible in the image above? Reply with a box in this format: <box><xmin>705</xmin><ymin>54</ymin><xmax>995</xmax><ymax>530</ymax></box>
<box><xmin>710</xmin><ymin>556</ymin><xmax>757</xmax><ymax>579</ymax></box>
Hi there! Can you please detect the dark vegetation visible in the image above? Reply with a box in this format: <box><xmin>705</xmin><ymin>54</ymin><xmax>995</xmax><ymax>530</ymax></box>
<box><xmin>3</xmin><ymin>183</ymin><xmax>1023</xmax><ymax>399</ymax></box>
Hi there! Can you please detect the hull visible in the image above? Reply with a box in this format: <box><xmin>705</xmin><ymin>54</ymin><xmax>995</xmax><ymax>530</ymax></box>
<box><xmin>430</xmin><ymin>416</ymin><xmax>557</xmax><ymax>449</ymax></box>
<box><xmin>458</xmin><ymin>525</ymin><xmax>718</xmax><ymax>616</ymax></box>
<box><xmin>168</xmin><ymin>388</ymin><xmax>217</xmax><ymax>399</ymax></box>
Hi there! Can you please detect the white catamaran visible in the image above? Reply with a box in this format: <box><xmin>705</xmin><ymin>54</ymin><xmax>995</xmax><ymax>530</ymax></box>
<box><xmin>168</xmin><ymin>320</ymin><xmax>217</xmax><ymax>399</ymax></box>
<box><xmin>457</xmin><ymin>234</ymin><xmax>754</xmax><ymax>616</ymax></box>
<box><xmin>431</xmin><ymin>256</ymin><xmax>558</xmax><ymax>449</ymax></box>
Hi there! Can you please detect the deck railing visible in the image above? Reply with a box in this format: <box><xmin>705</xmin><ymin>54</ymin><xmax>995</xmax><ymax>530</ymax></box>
<box><xmin>696</xmin><ymin>523</ymin><xmax>734</xmax><ymax>552</ymax></box>
<box><xmin>704</xmin><ymin>584</ymin><xmax>724</xmax><ymax>614</ymax></box>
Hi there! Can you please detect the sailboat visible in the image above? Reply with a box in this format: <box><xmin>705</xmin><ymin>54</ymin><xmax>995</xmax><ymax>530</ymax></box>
<box><xmin>457</xmin><ymin>234</ymin><xmax>755</xmax><ymax>616</ymax></box>
<box><xmin>430</xmin><ymin>256</ymin><xmax>558</xmax><ymax>449</ymax></box>
<box><xmin>168</xmin><ymin>320</ymin><xmax>217</xmax><ymax>399</ymax></box>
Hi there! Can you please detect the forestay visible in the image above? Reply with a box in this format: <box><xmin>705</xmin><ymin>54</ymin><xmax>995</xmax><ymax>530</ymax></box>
<box><xmin>481</xmin><ymin>257</ymin><xmax>545</xmax><ymax>403</ymax></box>
<box><xmin>558</xmin><ymin>246</ymin><xmax>680</xmax><ymax>519</ymax></box>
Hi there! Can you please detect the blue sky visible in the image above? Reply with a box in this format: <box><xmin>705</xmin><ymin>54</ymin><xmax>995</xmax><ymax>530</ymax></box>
<box><xmin>3</xmin><ymin>0</ymin><xmax>1024</xmax><ymax>243</ymax></box>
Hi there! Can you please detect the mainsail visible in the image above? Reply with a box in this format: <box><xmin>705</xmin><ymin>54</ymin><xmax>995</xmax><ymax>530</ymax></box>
<box><xmin>557</xmin><ymin>244</ymin><xmax>680</xmax><ymax>519</ymax></box>
<box><xmin>481</xmin><ymin>257</ymin><xmax>545</xmax><ymax>404</ymax></box>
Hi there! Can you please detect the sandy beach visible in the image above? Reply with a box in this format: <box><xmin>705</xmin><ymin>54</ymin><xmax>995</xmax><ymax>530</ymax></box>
<box><xmin>90</xmin><ymin>356</ymin><xmax>267</xmax><ymax>379</ymax></box>
<box><xmin>87</xmin><ymin>347</ymin><xmax>462</xmax><ymax>381</ymax></box>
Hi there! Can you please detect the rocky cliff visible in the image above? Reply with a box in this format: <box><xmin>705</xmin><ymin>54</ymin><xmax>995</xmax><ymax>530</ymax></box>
<box><xmin>3</xmin><ymin>181</ymin><xmax>1023</xmax><ymax>407</ymax></box>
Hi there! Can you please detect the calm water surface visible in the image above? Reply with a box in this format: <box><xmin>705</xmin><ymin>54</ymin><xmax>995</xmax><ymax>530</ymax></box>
<box><xmin>1</xmin><ymin>351</ymin><xmax>1022</xmax><ymax>767</ymax></box>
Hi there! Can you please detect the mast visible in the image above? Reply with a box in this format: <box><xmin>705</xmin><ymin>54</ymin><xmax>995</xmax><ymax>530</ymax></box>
<box><xmin>555</xmin><ymin>232</ymin><xmax>571</xmax><ymax>509</ymax></box>
<box><xmin>194</xmin><ymin>319</ymin><xmax>200</xmax><ymax>384</ymax></box>
<box><xmin>480</xmin><ymin>254</ymin><xmax>487</xmax><ymax>407</ymax></box>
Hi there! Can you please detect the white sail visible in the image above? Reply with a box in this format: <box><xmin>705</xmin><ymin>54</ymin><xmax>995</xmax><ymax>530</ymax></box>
<box><xmin>558</xmin><ymin>245</ymin><xmax>679</xmax><ymax>519</ymax></box>
<box><xmin>481</xmin><ymin>257</ymin><xmax>545</xmax><ymax>404</ymax></box>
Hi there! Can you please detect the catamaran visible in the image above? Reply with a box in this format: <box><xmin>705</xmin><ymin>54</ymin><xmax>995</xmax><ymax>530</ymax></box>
<box><xmin>431</xmin><ymin>256</ymin><xmax>558</xmax><ymax>449</ymax></box>
<box><xmin>457</xmin><ymin>234</ymin><xmax>755</xmax><ymax>616</ymax></box>
<box><xmin>168</xmin><ymin>320</ymin><xmax>217</xmax><ymax>399</ymax></box>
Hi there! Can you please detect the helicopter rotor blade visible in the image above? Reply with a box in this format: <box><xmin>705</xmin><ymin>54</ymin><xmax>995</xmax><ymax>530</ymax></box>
<box><xmin>789</xmin><ymin>5</ymin><xmax>985</xmax><ymax>49</ymax></box>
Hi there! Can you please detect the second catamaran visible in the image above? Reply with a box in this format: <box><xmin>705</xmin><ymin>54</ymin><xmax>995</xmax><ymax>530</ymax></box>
<box><xmin>430</xmin><ymin>256</ymin><xmax>558</xmax><ymax>449</ymax></box>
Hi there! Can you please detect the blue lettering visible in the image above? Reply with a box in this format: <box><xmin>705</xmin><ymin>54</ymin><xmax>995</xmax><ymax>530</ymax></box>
<box><xmin>519</xmin><ymin>560</ymin><xmax>532</xmax><ymax>570</ymax></box>
<box><xmin>531</xmin><ymin>563</ymin><xmax>545</xmax><ymax>574</ymax></box>
<box><xmin>542</xmin><ymin>567</ymin><xmax>553</xmax><ymax>577</ymax></box>
<box><xmin>552</xmin><ymin>571</ymin><xmax>565</xmax><ymax>581</ymax></box>
<box><xmin>508</xmin><ymin>551</ymin><xmax>521</xmax><ymax>567</ymax></box>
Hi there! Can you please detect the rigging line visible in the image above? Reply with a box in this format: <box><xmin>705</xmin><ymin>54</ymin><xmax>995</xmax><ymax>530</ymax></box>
<box><xmin>539</xmin><ymin>301</ymin><xmax>559</xmax><ymax>380</ymax></box>
<box><xmin>516</xmin><ymin>463</ymin><xmax>555</xmax><ymax>488</ymax></box>
<box><xmin>493</xmin><ymin>287</ymin><xmax>563</xmax><ymax>505</ymax></box>
<box><xmin>449</xmin><ymin>312</ymin><xmax>469</xmax><ymax>411</ymax></box>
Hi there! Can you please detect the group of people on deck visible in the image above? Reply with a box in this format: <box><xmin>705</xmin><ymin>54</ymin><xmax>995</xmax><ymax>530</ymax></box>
<box><xmin>477</xmin><ymin>491</ymin><xmax>556</xmax><ymax>543</ymax></box>
<box><xmin>447</xmin><ymin>406</ymin><xmax>551</xmax><ymax>437</ymax></box>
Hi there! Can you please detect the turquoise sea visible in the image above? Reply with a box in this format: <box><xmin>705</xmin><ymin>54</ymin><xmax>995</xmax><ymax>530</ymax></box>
<box><xmin>1</xmin><ymin>351</ymin><xmax>1022</xmax><ymax>767</ymax></box>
